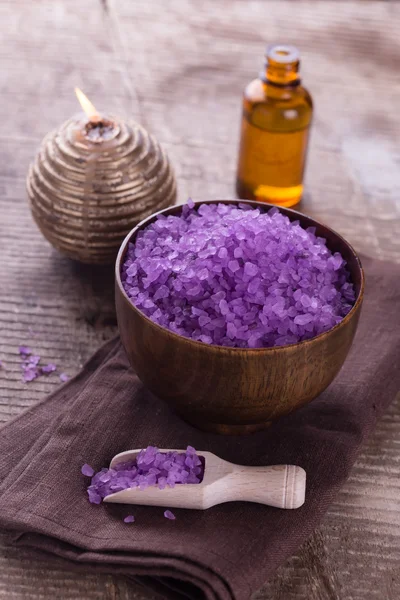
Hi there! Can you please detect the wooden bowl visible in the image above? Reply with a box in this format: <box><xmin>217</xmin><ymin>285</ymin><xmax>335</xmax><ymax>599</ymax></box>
<box><xmin>115</xmin><ymin>200</ymin><xmax>364</xmax><ymax>435</ymax></box>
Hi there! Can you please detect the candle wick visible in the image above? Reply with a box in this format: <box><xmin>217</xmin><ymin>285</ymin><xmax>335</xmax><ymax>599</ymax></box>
<box><xmin>83</xmin><ymin>117</ymin><xmax>117</xmax><ymax>142</ymax></box>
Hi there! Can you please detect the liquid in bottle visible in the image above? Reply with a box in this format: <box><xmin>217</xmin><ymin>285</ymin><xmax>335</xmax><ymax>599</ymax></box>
<box><xmin>236</xmin><ymin>45</ymin><xmax>313</xmax><ymax>207</ymax></box>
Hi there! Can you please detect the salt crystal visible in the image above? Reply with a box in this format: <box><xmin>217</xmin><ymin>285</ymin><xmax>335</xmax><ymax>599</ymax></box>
<box><xmin>247</xmin><ymin>279</ymin><xmax>260</xmax><ymax>294</ymax></box>
<box><xmin>219</xmin><ymin>299</ymin><xmax>229</xmax><ymax>315</ymax></box>
<box><xmin>198</xmin><ymin>315</ymin><xmax>211</xmax><ymax>327</ymax></box>
<box><xmin>28</xmin><ymin>355</ymin><xmax>41</xmax><ymax>367</ymax></box>
<box><xmin>22</xmin><ymin>368</ymin><xmax>39</xmax><ymax>383</ymax></box>
<box><xmin>124</xmin><ymin>515</ymin><xmax>135</xmax><ymax>523</ymax></box>
<box><xmin>19</xmin><ymin>345</ymin><xmax>31</xmax><ymax>356</ymax></box>
<box><xmin>41</xmin><ymin>363</ymin><xmax>57</xmax><ymax>374</ymax></box>
<box><xmin>81</xmin><ymin>464</ymin><xmax>95</xmax><ymax>477</ymax></box>
<box><xmin>228</xmin><ymin>260</ymin><xmax>240</xmax><ymax>273</ymax></box>
<box><xmin>294</xmin><ymin>314</ymin><xmax>314</xmax><ymax>325</ymax></box>
<box><xmin>164</xmin><ymin>510</ymin><xmax>176</xmax><ymax>520</ymax></box>
<box><xmin>300</xmin><ymin>294</ymin><xmax>311</xmax><ymax>308</ymax></box>
<box><xmin>87</xmin><ymin>489</ymin><xmax>101</xmax><ymax>504</ymax></box>
<box><xmin>99</xmin><ymin>472</ymin><xmax>111</xmax><ymax>483</ymax></box>
<box><xmin>127</xmin><ymin>264</ymin><xmax>138</xmax><ymax>277</ymax></box>
<box><xmin>227</xmin><ymin>322</ymin><xmax>237</xmax><ymax>339</ymax></box>
<box><xmin>198</xmin><ymin>268</ymin><xmax>209</xmax><ymax>281</ymax></box>
<box><xmin>154</xmin><ymin>285</ymin><xmax>169</xmax><ymax>301</ymax></box>
<box><xmin>244</xmin><ymin>262</ymin><xmax>259</xmax><ymax>277</ymax></box>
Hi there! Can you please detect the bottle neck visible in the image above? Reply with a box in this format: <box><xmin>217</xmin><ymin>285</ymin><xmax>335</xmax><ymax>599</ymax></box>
<box><xmin>262</xmin><ymin>45</ymin><xmax>301</xmax><ymax>87</ymax></box>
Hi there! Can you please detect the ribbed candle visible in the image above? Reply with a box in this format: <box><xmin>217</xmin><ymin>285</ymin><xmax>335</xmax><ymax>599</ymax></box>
<box><xmin>27</xmin><ymin>115</ymin><xmax>177</xmax><ymax>264</ymax></box>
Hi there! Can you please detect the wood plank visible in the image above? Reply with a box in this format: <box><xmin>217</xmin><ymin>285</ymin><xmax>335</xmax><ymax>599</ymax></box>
<box><xmin>0</xmin><ymin>0</ymin><xmax>399</xmax><ymax>598</ymax></box>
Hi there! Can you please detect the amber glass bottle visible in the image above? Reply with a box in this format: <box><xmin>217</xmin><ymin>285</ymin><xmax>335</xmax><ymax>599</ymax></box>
<box><xmin>236</xmin><ymin>45</ymin><xmax>313</xmax><ymax>207</ymax></box>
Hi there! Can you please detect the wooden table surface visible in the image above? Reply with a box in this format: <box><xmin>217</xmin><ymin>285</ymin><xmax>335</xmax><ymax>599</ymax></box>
<box><xmin>1</xmin><ymin>1</ymin><xmax>399</xmax><ymax>598</ymax></box>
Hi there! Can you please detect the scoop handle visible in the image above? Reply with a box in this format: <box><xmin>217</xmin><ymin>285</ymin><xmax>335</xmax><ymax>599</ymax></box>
<box><xmin>223</xmin><ymin>464</ymin><xmax>306</xmax><ymax>509</ymax></box>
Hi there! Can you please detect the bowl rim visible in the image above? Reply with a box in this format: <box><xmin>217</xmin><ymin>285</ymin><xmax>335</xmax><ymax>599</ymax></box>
<box><xmin>115</xmin><ymin>199</ymin><xmax>365</xmax><ymax>353</ymax></box>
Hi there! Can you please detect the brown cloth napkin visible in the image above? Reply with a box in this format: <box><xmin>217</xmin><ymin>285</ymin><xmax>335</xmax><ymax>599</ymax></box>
<box><xmin>0</xmin><ymin>255</ymin><xmax>399</xmax><ymax>600</ymax></box>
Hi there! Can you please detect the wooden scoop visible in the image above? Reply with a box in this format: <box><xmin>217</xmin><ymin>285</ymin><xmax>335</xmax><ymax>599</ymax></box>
<box><xmin>104</xmin><ymin>449</ymin><xmax>306</xmax><ymax>510</ymax></box>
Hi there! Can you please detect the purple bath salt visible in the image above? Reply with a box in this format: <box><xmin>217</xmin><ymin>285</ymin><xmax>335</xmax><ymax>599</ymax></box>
<box><xmin>84</xmin><ymin>446</ymin><xmax>204</xmax><ymax>504</ymax></box>
<box><xmin>28</xmin><ymin>355</ymin><xmax>41</xmax><ymax>366</ymax></box>
<box><xmin>17</xmin><ymin>344</ymin><xmax>63</xmax><ymax>384</ymax></box>
<box><xmin>19</xmin><ymin>345</ymin><xmax>32</xmax><ymax>356</ymax></box>
<box><xmin>124</xmin><ymin>515</ymin><xmax>135</xmax><ymax>523</ymax></box>
<box><xmin>81</xmin><ymin>464</ymin><xmax>95</xmax><ymax>477</ymax></box>
<box><xmin>121</xmin><ymin>201</ymin><xmax>356</xmax><ymax>348</ymax></box>
<box><xmin>164</xmin><ymin>510</ymin><xmax>176</xmax><ymax>520</ymax></box>
<box><xmin>41</xmin><ymin>363</ymin><xmax>57</xmax><ymax>374</ymax></box>
<box><xmin>19</xmin><ymin>349</ymin><xmax>59</xmax><ymax>383</ymax></box>
<box><xmin>22</xmin><ymin>368</ymin><xmax>39</xmax><ymax>383</ymax></box>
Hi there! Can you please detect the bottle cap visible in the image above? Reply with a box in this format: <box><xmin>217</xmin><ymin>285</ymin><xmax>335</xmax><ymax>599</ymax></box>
<box><xmin>266</xmin><ymin>45</ymin><xmax>300</xmax><ymax>64</ymax></box>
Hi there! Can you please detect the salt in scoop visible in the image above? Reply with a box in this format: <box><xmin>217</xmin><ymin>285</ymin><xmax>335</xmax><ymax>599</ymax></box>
<box><xmin>104</xmin><ymin>449</ymin><xmax>306</xmax><ymax>510</ymax></box>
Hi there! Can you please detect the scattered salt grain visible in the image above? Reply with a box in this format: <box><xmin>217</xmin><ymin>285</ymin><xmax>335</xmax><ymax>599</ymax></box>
<box><xmin>18</xmin><ymin>346</ymin><xmax>61</xmax><ymax>383</ymax></box>
<box><xmin>19</xmin><ymin>345</ymin><xmax>32</xmax><ymax>356</ymax></box>
<box><xmin>41</xmin><ymin>363</ymin><xmax>57</xmax><ymax>374</ymax></box>
<box><xmin>81</xmin><ymin>464</ymin><xmax>95</xmax><ymax>477</ymax></box>
<box><xmin>164</xmin><ymin>510</ymin><xmax>176</xmax><ymax>520</ymax></box>
<box><xmin>84</xmin><ymin>446</ymin><xmax>204</xmax><ymax>505</ymax></box>
<box><xmin>22</xmin><ymin>368</ymin><xmax>39</xmax><ymax>383</ymax></box>
<box><xmin>87</xmin><ymin>489</ymin><xmax>101</xmax><ymax>504</ymax></box>
<box><xmin>27</xmin><ymin>355</ymin><xmax>41</xmax><ymax>367</ymax></box>
<box><xmin>124</xmin><ymin>515</ymin><xmax>135</xmax><ymax>523</ymax></box>
<box><xmin>121</xmin><ymin>201</ymin><xmax>355</xmax><ymax>348</ymax></box>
